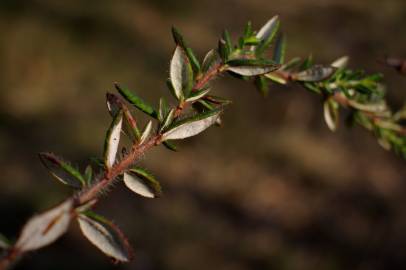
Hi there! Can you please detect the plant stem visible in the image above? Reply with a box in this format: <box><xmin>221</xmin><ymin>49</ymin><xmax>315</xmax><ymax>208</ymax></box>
<box><xmin>78</xmin><ymin>135</ymin><xmax>161</xmax><ymax>205</ymax></box>
<box><xmin>174</xmin><ymin>63</ymin><xmax>225</xmax><ymax>118</ymax></box>
<box><xmin>0</xmin><ymin>59</ymin><xmax>227</xmax><ymax>270</ymax></box>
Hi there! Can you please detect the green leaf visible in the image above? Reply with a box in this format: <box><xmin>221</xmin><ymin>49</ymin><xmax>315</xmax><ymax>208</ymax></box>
<box><xmin>163</xmin><ymin>141</ymin><xmax>178</xmax><ymax>151</ymax></box>
<box><xmin>218</xmin><ymin>39</ymin><xmax>228</xmax><ymax>61</ymax></box>
<box><xmin>171</xmin><ymin>27</ymin><xmax>201</xmax><ymax>73</ymax></box>
<box><xmin>264</xmin><ymin>72</ymin><xmax>287</xmax><ymax>84</ymax></box>
<box><xmin>39</xmin><ymin>153</ymin><xmax>85</xmax><ymax>187</ymax></box>
<box><xmin>78</xmin><ymin>213</ymin><xmax>132</xmax><ymax>262</ymax></box>
<box><xmin>222</xmin><ymin>29</ymin><xmax>233</xmax><ymax>55</ymax></box>
<box><xmin>171</xmin><ymin>26</ymin><xmax>186</xmax><ymax>48</ymax></box>
<box><xmin>0</xmin><ymin>233</ymin><xmax>11</xmax><ymax>249</ymax></box>
<box><xmin>123</xmin><ymin>168</ymin><xmax>162</xmax><ymax>198</ymax></box>
<box><xmin>16</xmin><ymin>199</ymin><xmax>73</xmax><ymax>252</ymax></box>
<box><xmin>107</xmin><ymin>92</ymin><xmax>141</xmax><ymax>141</ymax></box>
<box><xmin>293</xmin><ymin>65</ymin><xmax>336</xmax><ymax>82</ymax></box>
<box><xmin>202</xmin><ymin>49</ymin><xmax>222</xmax><ymax>73</ymax></box>
<box><xmin>158</xmin><ymin>97</ymin><xmax>170</xmax><ymax>122</ymax></box>
<box><xmin>170</xmin><ymin>46</ymin><xmax>194</xmax><ymax>100</ymax></box>
<box><xmin>90</xmin><ymin>157</ymin><xmax>104</xmax><ymax>168</ymax></box>
<box><xmin>255</xmin><ymin>76</ymin><xmax>269</xmax><ymax>96</ymax></box>
<box><xmin>104</xmin><ymin>110</ymin><xmax>123</xmax><ymax>169</ymax></box>
<box><xmin>159</xmin><ymin>109</ymin><xmax>175</xmax><ymax>132</ymax></box>
<box><xmin>162</xmin><ymin>108</ymin><xmax>222</xmax><ymax>140</ymax></box>
<box><xmin>139</xmin><ymin>120</ymin><xmax>153</xmax><ymax>144</ymax></box>
<box><xmin>185</xmin><ymin>87</ymin><xmax>211</xmax><ymax>103</ymax></box>
<box><xmin>255</xmin><ymin>15</ymin><xmax>280</xmax><ymax>55</ymax></box>
<box><xmin>226</xmin><ymin>59</ymin><xmax>280</xmax><ymax>76</ymax></box>
<box><xmin>185</xmin><ymin>47</ymin><xmax>201</xmax><ymax>74</ymax></box>
<box><xmin>203</xmin><ymin>95</ymin><xmax>232</xmax><ymax>106</ymax></box>
<box><xmin>273</xmin><ymin>34</ymin><xmax>286</xmax><ymax>64</ymax></box>
<box><xmin>84</xmin><ymin>165</ymin><xmax>93</xmax><ymax>186</ymax></box>
<box><xmin>75</xmin><ymin>199</ymin><xmax>97</xmax><ymax>213</ymax></box>
<box><xmin>303</xmin><ymin>82</ymin><xmax>322</xmax><ymax>94</ymax></box>
<box><xmin>194</xmin><ymin>99</ymin><xmax>214</xmax><ymax>112</ymax></box>
<box><xmin>115</xmin><ymin>83</ymin><xmax>157</xmax><ymax>119</ymax></box>
<box><xmin>323</xmin><ymin>99</ymin><xmax>339</xmax><ymax>131</ymax></box>
<box><xmin>281</xmin><ymin>57</ymin><xmax>301</xmax><ymax>70</ymax></box>
<box><xmin>243</xmin><ymin>21</ymin><xmax>253</xmax><ymax>37</ymax></box>
<box><xmin>300</xmin><ymin>54</ymin><xmax>313</xmax><ymax>70</ymax></box>
<box><xmin>243</xmin><ymin>36</ymin><xmax>260</xmax><ymax>45</ymax></box>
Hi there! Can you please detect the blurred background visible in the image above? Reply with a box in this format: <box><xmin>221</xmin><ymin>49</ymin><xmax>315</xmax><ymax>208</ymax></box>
<box><xmin>1</xmin><ymin>0</ymin><xmax>406</xmax><ymax>269</ymax></box>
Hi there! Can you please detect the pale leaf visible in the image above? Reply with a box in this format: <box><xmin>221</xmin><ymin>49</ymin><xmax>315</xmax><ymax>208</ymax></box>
<box><xmin>139</xmin><ymin>120</ymin><xmax>153</xmax><ymax>144</ymax></box>
<box><xmin>170</xmin><ymin>46</ymin><xmax>193</xmax><ymax>100</ymax></box>
<box><xmin>227</xmin><ymin>66</ymin><xmax>279</xmax><ymax>76</ymax></box>
<box><xmin>202</xmin><ymin>49</ymin><xmax>221</xmax><ymax>73</ymax></box>
<box><xmin>123</xmin><ymin>169</ymin><xmax>161</xmax><ymax>198</ymax></box>
<box><xmin>104</xmin><ymin>111</ymin><xmax>123</xmax><ymax>168</ymax></box>
<box><xmin>16</xmin><ymin>199</ymin><xmax>73</xmax><ymax>252</ymax></box>
<box><xmin>78</xmin><ymin>215</ymin><xmax>130</xmax><ymax>262</ymax></box>
<box><xmin>331</xmin><ymin>56</ymin><xmax>349</xmax><ymax>69</ymax></box>
<box><xmin>293</xmin><ymin>65</ymin><xmax>336</xmax><ymax>82</ymax></box>
<box><xmin>162</xmin><ymin>109</ymin><xmax>221</xmax><ymax>140</ymax></box>
<box><xmin>323</xmin><ymin>100</ymin><xmax>339</xmax><ymax>131</ymax></box>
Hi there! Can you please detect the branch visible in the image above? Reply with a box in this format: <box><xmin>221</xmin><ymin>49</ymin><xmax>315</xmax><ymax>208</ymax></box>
<box><xmin>1</xmin><ymin>15</ymin><xmax>406</xmax><ymax>269</ymax></box>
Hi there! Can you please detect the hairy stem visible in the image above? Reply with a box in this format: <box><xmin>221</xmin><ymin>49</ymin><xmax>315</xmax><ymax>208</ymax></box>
<box><xmin>0</xmin><ymin>59</ymin><xmax>226</xmax><ymax>270</ymax></box>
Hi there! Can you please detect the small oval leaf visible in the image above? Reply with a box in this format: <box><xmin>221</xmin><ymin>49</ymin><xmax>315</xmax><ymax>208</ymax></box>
<box><xmin>331</xmin><ymin>56</ymin><xmax>349</xmax><ymax>69</ymax></box>
<box><xmin>293</xmin><ymin>65</ymin><xmax>336</xmax><ymax>82</ymax></box>
<box><xmin>104</xmin><ymin>110</ymin><xmax>123</xmax><ymax>168</ymax></box>
<box><xmin>170</xmin><ymin>46</ymin><xmax>193</xmax><ymax>100</ymax></box>
<box><xmin>123</xmin><ymin>168</ymin><xmax>162</xmax><ymax>198</ymax></box>
<box><xmin>78</xmin><ymin>214</ymin><xmax>131</xmax><ymax>262</ymax></box>
<box><xmin>16</xmin><ymin>199</ymin><xmax>73</xmax><ymax>252</ymax></box>
<box><xmin>202</xmin><ymin>49</ymin><xmax>222</xmax><ymax>73</ymax></box>
<box><xmin>227</xmin><ymin>65</ymin><xmax>279</xmax><ymax>76</ymax></box>
<box><xmin>227</xmin><ymin>59</ymin><xmax>280</xmax><ymax>76</ymax></box>
<box><xmin>158</xmin><ymin>97</ymin><xmax>170</xmax><ymax>122</ymax></box>
<box><xmin>185</xmin><ymin>88</ymin><xmax>211</xmax><ymax>103</ymax></box>
<box><xmin>323</xmin><ymin>99</ymin><xmax>339</xmax><ymax>132</ymax></box>
<box><xmin>115</xmin><ymin>83</ymin><xmax>157</xmax><ymax>118</ymax></box>
<box><xmin>39</xmin><ymin>153</ymin><xmax>85</xmax><ymax>188</ymax></box>
<box><xmin>254</xmin><ymin>15</ymin><xmax>280</xmax><ymax>55</ymax></box>
<box><xmin>162</xmin><ymin>108</ymin><xmax>222</xmax><ymax>140</ymax></box>
<box><xmin>347</xmin><ymin>100</ymin><xmax>387</xmax><ymax>113</ymax></box>
<box><xmin>139</xmin><ymin>120</ymin><xmax>153</xmax><ymax>144</ymax></box>
<box><xmin>272</xmin><ymin>34</ymin><xmax>286</xmax><ymax>64</ymax></box>
<box><xmin>160</xmin><ymin>109</ymin><xmax>175</xmax><ymax>132</ymax></box>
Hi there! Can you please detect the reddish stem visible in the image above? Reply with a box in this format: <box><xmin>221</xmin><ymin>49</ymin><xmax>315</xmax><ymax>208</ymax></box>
<box><xmin>174</xmin><ymin>63</ymin><xmax>224</xmax><ymax>117</ymax></box>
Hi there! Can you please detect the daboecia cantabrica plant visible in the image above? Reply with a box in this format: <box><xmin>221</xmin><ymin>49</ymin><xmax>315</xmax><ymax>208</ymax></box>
<box><xmin>1</xmin><ymin>15</ymin><xmax>405</xmax><ymax>269</ymax></box>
